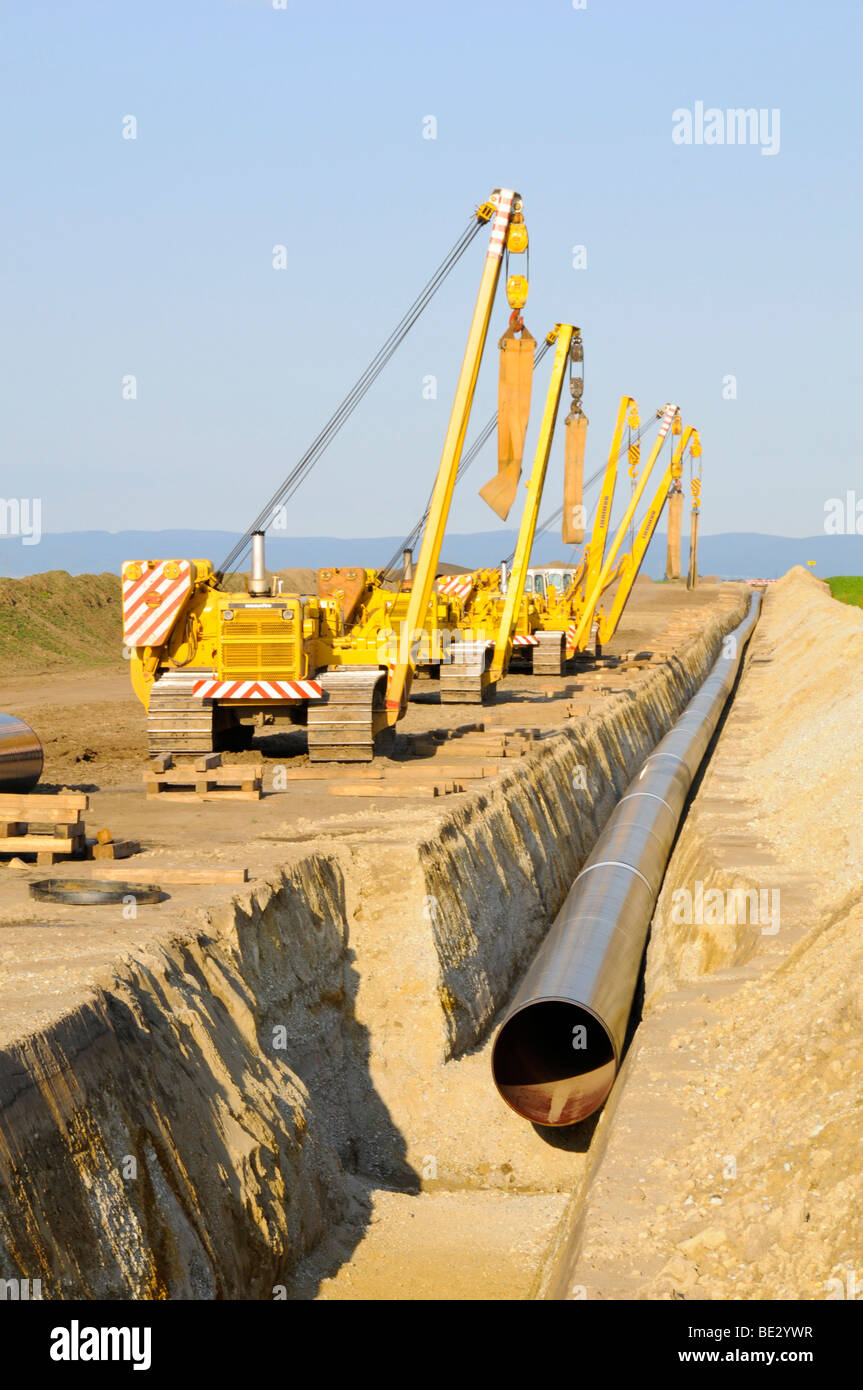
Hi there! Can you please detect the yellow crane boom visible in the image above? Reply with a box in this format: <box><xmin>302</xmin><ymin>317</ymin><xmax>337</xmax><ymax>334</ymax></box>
<box><xmin>488</xmin><ymin>324</ymin><xmax>577</xmax><ymax>684</ymax></box>
<box><xmin>597</xmin><ymin>425</ymin><xmax>700</xmax><ymax>645</ymax></box>
<box><xmin>385</xmin><ymin>188</ymin><xmax>522</xmax><ymax>723</ymax></box>
<box><xmin>569</xmin><ymin>401</ymin><xmax>679</xmax><ymax>651</ymax></box>
<box><xmin>575</xmin><ymin>394</ymin><xmax>636</xmax><ymax>609</ymax></box>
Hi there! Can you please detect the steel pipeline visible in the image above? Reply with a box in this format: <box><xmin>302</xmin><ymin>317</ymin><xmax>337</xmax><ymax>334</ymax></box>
<box><xmin>491</xmin><ymin>591</ymin><xmax>761</xmax><ymax>1126</ymax></box>
<box><xmin>0</xmin><ymin>714</ymin><xmax>44</xmax><ymax>793</ymax></box>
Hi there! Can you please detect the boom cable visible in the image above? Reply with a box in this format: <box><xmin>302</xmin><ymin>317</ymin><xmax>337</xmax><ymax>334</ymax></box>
<box><xmin>379</xmin><ymin>335</ymin><xmax>555</xmax><ymax>581</ymax></box>
<box><xmin>507</xmin><ymin>409</ymin><xmax>664</xmax><ymax>564</ymax></box>
<box><xmin>216</xmin><ymin>214</ymin><xmax>485</xmax><ymax>581</ymax></box>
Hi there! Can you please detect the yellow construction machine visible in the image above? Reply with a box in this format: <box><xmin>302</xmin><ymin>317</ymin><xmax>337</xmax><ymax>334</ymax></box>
<box><xmin>538</xmin><ymin>399</ymin><xmax>682</xmax><ymax>659</ymax></box>
<box><xmin>568</xmin><ymin>414</ymin><xmax>702</xmax><ymax>653</ymax></box>
<box><xmin>440</xmin><ymin>396</ymin><xmax>682</xmax><ymax>686</ymax></box>
<box><xmin>433</xmin><ymin>322</ymin><xmax>583</xmax><ymax>700</ymax></box>
<box><xmin>124</xmin><ymin>188</ymin><xmax>532</xmax><ymax>760</ymax></box>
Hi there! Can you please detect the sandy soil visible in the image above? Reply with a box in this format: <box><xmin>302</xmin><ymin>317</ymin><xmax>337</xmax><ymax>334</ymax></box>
<box><xmin>553</xmin><ymin>570</ymin><xmax>863</xmax><ymax>1301</ymax></box>
<box><xmin>0</xmin><ymin>577</ymin><xmax>749</xmax><ymax>1300</ymax></box>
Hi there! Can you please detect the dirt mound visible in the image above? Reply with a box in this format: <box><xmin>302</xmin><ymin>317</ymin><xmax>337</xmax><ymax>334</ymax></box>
<box><xmin>562</xmin><ymin>567</ymin><xmax>863</xmax><ymax>1300</ymax></box>
<box><xmin>0</xmin><ymin>571</ymin><xmax>122</xmax><ymax>674</ymax></box>
<box><xmin>644</xmin><ymin>565</ymin><xmax>863</xmax><ymax>1297</ymax></box>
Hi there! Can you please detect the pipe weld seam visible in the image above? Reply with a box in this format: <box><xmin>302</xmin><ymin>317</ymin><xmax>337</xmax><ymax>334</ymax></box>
<box><xmin>618</xmin><ymin>790</ymin><xmax>676</xmax><ymax>816</ymax></box>
<box><xmin>643</xmin><ymin>749</ymin><xmax>693</xmax><ymax>770</ymax></box>
<box><xmin>574</xmin><ymin>860</ymin><xmax>653</xmax><ymax>892</ymax></box>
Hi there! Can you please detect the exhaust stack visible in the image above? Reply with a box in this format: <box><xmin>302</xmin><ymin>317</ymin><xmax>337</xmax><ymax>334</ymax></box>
<box><xmin>248</xmin><ymin>531</ymin><xmax>271</xmax><ymax>597</ymax></box>
<box><xmin>492</xmin><ymin>591</ymin><xmax>761</xmax><ymax>1127</ymax></box>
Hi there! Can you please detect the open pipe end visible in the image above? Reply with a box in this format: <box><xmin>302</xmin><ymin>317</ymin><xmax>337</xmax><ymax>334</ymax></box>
<box><xmin>492</xmin><ymin>1000</ymin><xmax>617</xmax><ymax>1127</ymax></box>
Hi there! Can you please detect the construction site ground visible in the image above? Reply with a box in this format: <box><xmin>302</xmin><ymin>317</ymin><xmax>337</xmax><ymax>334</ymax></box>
<box><xmin>0</xmin><ymin>576</ymin><xmax>721</xmax><ymax>1045</ymax></box>
<box><xmin>3</xmin><ymin>571</ymin><xmax>857</xmax><ymax>1302</ymax></box>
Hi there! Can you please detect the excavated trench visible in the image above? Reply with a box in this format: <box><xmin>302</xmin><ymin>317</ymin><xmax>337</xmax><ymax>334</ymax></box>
<box><xmin>0</xmin><ymin>591</ymin><xmax>752</xmax><ymax>1300</ymax></box>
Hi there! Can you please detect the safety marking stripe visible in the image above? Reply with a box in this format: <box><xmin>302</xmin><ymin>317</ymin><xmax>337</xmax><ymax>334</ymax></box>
<box><xmin>656</xmin><ymin>403</ymin><xmax>678</xmax><ymax>440</ymax></box>
<box><xmin>127</xmin><ymin>585</ymin><xmax>189</xmax><ymax>647</ymax></box>
<box><xmin>123</xmin><ymin>561</ymin><xmax>192</xmax><ymax>646</ymax></box>
<box><xmin>487</xmin><ymin>189</ymin><xmax>515</xmax><ymax>260</ymax></box>
<box><xmin>191</xmin><ymin>679</ymin><xmax>323</xmax><ymax>701</ymax></box>
<box><xmin>437</xmin><ymin>574</ymin><xmax>475</xmax><ymax>600</ymax></box>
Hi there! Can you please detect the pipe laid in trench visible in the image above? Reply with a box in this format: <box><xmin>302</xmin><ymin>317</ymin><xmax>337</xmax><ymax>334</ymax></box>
<box><xmin>0</xmin><ymin>714</ymin><xmax>43</xmax><ymax>792</ymax></box>
<box><xmin>492</xmin><ymin>591</ymin><xmax>761</xmax><ymax>1127</ymax></box>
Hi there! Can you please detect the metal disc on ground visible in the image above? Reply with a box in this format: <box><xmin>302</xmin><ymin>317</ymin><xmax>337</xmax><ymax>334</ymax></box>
<box><xmin>29</xmin><ymin>879</ymin><xmax>168</xmax><ymax>905</ymax></box>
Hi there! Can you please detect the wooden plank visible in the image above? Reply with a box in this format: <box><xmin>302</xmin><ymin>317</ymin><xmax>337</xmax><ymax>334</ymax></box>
<box><xmin>90</xmin><ymin>840</ymin><xmax>141</xmax><ymax>860</ymax></box>
<box><xmin>95</xmin><ymin>827</ymin><xmax>114</xmax><ymax>845</ymax></box>
<box><xmin>76</xmin><ymin>865</ymin><xmax>248</xmax><ymax>884</ymax></box>
<box><xmin>439</xmin><ymin>745</ymin><xmax>508</xmax><ymax>760</ymax></box>
<box><xmin>145</xmin><ymin>789</ymin><xmax>261</xmax><ymax>802</ymax></box>
<box><xmin>279</xmin><ymin>767</ymin><xmax>384</xmax><ymax>781</ymax></box>
<box><xmin>276</xmin><ymin>762</ymin><xmax>498</xmax><ymax>783</ymax></box>
<box><xmin>0</xmin><ymin>822</ymin><xmax>25</xmax><ymax>838</ymax></box>
<box><xmin>193</xmin><ymin>753</ymin><xmax>222</xmax><ymax>771</ymax></box>
<box><xmin>330</xmin><ymin>783</ymin><xmax>441</xmax><ymax>798</ymax></box>
<box><xmin>26</xmin><ymin>821</ymin><xmax>82</xmax><ymax>837</ymax></box>
<box><xmin>384</xmin><ymin>763</ymin><xmax>495</xmax><ymax>780</ymax></box>
<box><xmin>0</xmin><ymin>834</ymin><xmax>83</xmax><ymax>853</ymax></box>
<box><xmin>0</xmin><ymin>792</ymin><xmax>88</xmax><ymax>816</ymax></box>
<box><xmin>308</xmin><ymin>747</ymin><xmax>374</xmax><ymax>762</ymax></box>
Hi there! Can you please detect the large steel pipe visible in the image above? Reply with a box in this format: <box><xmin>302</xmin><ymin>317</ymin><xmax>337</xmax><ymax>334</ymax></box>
<box><xmin>492</xmin><ymin>592</ymin><xmax>761</xmax><ymax>1127</ymax></box>
<box><xmin>0</xmin><ymin>714</ymin><xmax>44</xmax><ymax>792</ymax></box>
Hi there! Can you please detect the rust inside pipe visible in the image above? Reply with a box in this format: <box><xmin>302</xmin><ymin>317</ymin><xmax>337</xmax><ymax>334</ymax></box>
<box><xmin>492</xmin><ymin>1000</ymin><xmax>616</xmax><ymax>1127</ymax></box>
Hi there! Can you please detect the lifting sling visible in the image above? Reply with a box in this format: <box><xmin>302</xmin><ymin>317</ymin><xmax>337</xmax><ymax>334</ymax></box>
<box><xmin>480</xmin><ymin>312</ymin><xmax>535</xmax><ymax>520</ymax></box>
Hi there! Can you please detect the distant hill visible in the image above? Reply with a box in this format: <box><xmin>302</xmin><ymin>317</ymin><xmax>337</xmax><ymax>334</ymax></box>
<box><xmin>1</xmin><ymin>528</ymin><xmax>861</xmax><ymax>582</ymax></box>
<box><xmin>662</xmin><ymin>532</ymin><xmax>863</xmax><ymax>581</ymax></box>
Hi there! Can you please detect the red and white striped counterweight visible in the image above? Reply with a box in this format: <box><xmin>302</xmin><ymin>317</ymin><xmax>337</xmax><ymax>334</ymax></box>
<box><xmin>437</xmin><ymin>574</ymin><xmax>476</xmax><ymax>602</ymax></box>
<box><xmin>122</xmin><ymin>560</ymin><xmax>193</xmax><ymax>648</ymax></box>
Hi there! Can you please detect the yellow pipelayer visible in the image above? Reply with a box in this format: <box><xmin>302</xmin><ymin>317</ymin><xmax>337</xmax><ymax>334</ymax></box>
<box><xmin>568</xmin><ymin>402</ymin><xmax>679</xmax><ymax>653</ymax></box>
<box><xmin>594</xmin><ymin>424</ymin><xmax>701</xmax><ymax>646</ymax></box>
<box><xmin>125</xmin><ymin>188</ymin><xmax>528</xmax><ymax>760</ymax></box>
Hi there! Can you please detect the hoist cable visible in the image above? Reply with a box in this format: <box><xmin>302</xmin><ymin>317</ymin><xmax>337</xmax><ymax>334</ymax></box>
<box><xmin>514</xmin><ymin>409</ymin><xmax>664</xmax><ymax>565</ymax></box>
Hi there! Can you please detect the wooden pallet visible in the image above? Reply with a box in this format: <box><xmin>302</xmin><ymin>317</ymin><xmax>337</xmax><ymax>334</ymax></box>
<box><xmin>0</xmin><ymin>791</ymin><xmax>89</xmax><ymax>864</ymax></box>
<box><xmin>144</xmin><ymin>752</ymin><xmax>263</xmax><ymax>801</ymax></box>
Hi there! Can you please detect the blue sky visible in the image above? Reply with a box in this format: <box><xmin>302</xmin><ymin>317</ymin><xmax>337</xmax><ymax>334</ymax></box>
<box><xmin>1</xmin><ymin>0</ymin><xmax>860</xmax><ymax>542</ymax></box>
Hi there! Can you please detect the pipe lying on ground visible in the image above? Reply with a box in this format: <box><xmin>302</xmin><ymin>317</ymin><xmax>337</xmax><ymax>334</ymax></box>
<box><xmin>0</xmin><ymin>714</ymin><xmax>44</xmax><ymax>793</ymax></box>
<box><xmin>491</xmin><ymin>591</ymin><xmax>761</xmax><ymax>1127</ymax></box>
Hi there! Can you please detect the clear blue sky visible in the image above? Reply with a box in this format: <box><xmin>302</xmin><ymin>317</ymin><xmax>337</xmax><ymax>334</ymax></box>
<box><xmin>2</xmin><ymin>0</ymin><xmax>860</xmax><ymax>542</ymax></box>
